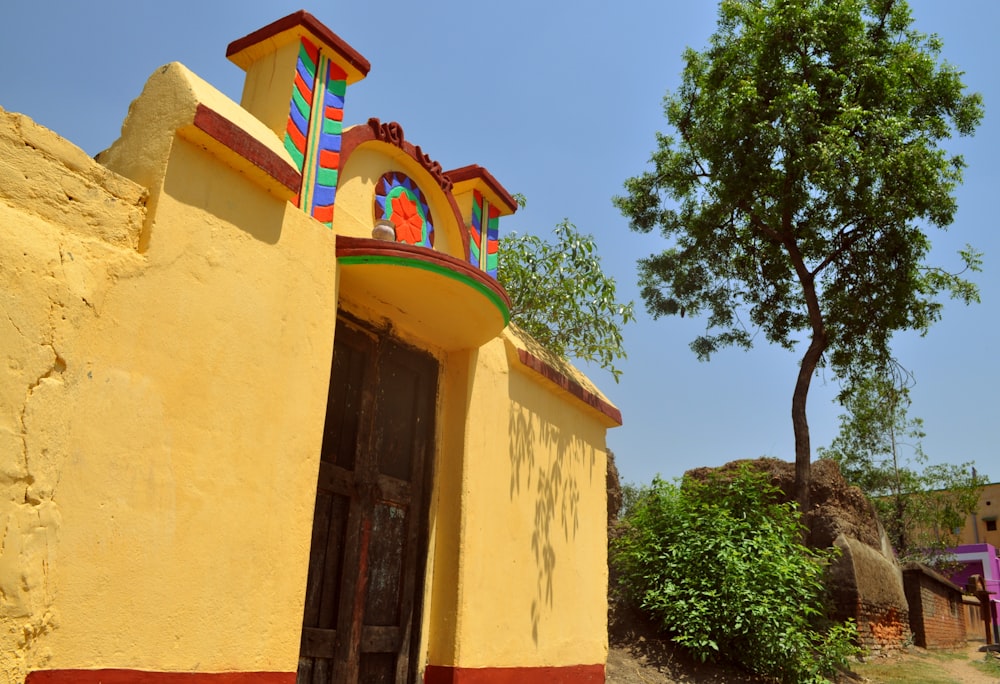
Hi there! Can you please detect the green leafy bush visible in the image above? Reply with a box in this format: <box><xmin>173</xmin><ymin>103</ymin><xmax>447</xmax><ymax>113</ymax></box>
<box><xmin>498</xmin><ymin>221</ymin><xmax>634</xmax><ymax>381</ymax></box>
<box><xmin>612</xmin><ymin>465</ymin><xmax>858</xmax><ymax>683</ymax></box>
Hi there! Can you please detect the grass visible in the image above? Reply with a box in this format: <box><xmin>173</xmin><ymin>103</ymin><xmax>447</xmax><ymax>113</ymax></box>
<box><xmin>970</xmin><ymin>652</ymin><xmax>1000</xmax><ymax>679</ymax></box>
<box><xmin>847</xmin><ymin>646</ymin><xmax>980</xmax><ymax>684</ymax></box>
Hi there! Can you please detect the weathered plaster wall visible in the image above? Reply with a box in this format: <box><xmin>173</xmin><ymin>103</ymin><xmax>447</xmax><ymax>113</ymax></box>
<box><xmin>1</xmin><ymin>87</ymin><xmax>340</xmax><ymax>679</ymax></box>
<box><xmin>0</xmin><ymin>107</ymin><xmax>147</xmax><ymax>683</ymax></box>
<box><xmin>957</xmin><ymin>483</ymin><xmax>1000</xmax><ymax>548</ymax></box>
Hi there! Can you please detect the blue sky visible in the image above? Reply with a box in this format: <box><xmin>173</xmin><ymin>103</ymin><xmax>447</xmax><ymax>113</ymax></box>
<box><xmin>2</xmin><ymin>1</ymin><xmax>996</xmax><ymax>486</ymax></box>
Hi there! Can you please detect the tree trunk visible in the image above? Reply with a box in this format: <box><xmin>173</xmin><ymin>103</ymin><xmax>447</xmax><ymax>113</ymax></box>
<box><xmin>792</xmin><ymin>331</ymin><xmax>826</xmax><ymax>514</ymax></box>
<box><xmin>781</xmin><ymin>202</ymin><xmax>828</xmax><ymax>515</ymax></box>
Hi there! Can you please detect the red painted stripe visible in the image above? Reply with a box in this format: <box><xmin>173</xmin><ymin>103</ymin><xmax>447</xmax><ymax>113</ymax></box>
<box><xmin>26</xmin><ymin>671</ymin><xmax>294</xmax><ymax>684</ymax></box>
<box><xmin>285</xmin><ymin>118</ymin><xmax>307</xmax><ymax>153</ymax></box>
<box><xmin>328</xmin><ymin>62</ymin><xmax>348</xmax><ymax>81</ymax></box>
<box><xmin>293</xmin><ymin>71</ymin><xmax>313</xmax><ymax>101</ymax></box>
<box><xmin>300</xmin><ymin>36</ymin><xmax>320</xmax><ymax>66</ymax></box>
<box><xmin>318</xmin><ymin>149</ymin><xmax>339</xmax><ymax>170</ymax></box>
<box><xmin>192</xmin><ymin>104</ymin><xmax>301</xmax><ymax>194</ymax></box>
<box><xmin>424</xmin><ymin>664</ymin><xmax>605</xmax><ymax>684</ymax></box>
<box><xmin>312</xmin><ymin>203</ymin><xmax>334</xmax><ymax>224</ymax></box>
<box><xmin>326</xmin><ymin>106</ymin><xmax>344</xmax><ymax>122</ymax></box>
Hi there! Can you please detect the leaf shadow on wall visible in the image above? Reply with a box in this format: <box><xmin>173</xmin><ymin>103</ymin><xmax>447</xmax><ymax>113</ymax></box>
<box><xmin>509</xmin><ymin>378</ymin><xmax>600</xmax><ymax>646</ymax></box>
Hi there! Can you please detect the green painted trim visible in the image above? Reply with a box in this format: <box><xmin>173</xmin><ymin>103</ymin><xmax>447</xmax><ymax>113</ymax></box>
<box><xmin>284</xmin><ymin>135</ymin><xmax>304</xmax><ymax>170</ymax></box>
<box><xmin>339</xmin><ymin>254</ymin><xmax>510</xmax><ymax>325</ymax></box>
<box><xmin>290</xmin><ymin>87</ymin><xmax>311</xmax><ymax>119</ymax></box>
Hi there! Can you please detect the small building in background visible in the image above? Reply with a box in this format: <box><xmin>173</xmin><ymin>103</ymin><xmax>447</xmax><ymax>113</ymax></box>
<box><xmin>955</xmin><ymin>482</ymin><xmax>1000</xmax><ymax>548</ymax></box>
<box><xmin>946</xmin><ymin>543</ymin><xmax>1000</xmax><ymax>643</ymax></box>
<box><xmin>901</xmin><ymin>563</ymin><xmax>967</xmax><ymax>649</ymax></box>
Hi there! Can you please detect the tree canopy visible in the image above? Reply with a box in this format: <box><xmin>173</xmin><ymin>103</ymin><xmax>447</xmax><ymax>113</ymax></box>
<box><xmin>614</xmin><ymin>0</ymin><xmax>983</xmax><ymax>508</ymax></box>
<box><xmin>498</xmin><ymin>220</ymin><xmax>635</xmax><ymax>381</ymax></box>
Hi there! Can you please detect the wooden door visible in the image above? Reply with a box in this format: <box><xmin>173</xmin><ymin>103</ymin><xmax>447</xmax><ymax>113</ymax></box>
<box><xmin>297</xmin><ymin>318</ymin><xmax>438</xmax><ymax>684</ymax></box>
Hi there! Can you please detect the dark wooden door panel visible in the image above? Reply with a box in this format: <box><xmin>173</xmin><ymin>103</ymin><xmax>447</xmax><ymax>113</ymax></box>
<box><xmin>298</xmin><ymin>317</ymin><xmax>437</xmax><ymax>684</ymax></box>
<box><xmin>364</xmin><ymin>503</ymin><xmax>407</xmax><ymax>626</ymax></box>
<box><xmin>300</xmin><ymin>627</ymin><xmax>337</xmax><ymax>658</ymax></box>
<box><xmin>301</xmin><ymin>490</ymin><xmax>350</xmax><ymax>631</ymax></box>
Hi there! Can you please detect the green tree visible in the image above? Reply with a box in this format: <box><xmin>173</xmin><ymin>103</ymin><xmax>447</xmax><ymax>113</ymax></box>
<box><xmin>613</xmin><ymin>466</ymin><xmax>858</xmax><ymax>683</ymax></box>
<box><xmin>498</xmin><ymin>220</ymin><xmax>635</xmax><ymax>381</ymax></box>
<box><xmin>614</xmin><ymin>0</ymin><xmax>983</xmax><ymax>510</ymax></box>
<box><xmin>818</xmin><ymin>369</ymin><xmax>986</xmax><ymax>561</ymax></box>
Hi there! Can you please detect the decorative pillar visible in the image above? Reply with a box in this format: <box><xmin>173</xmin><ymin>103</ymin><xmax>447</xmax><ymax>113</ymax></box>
<box><xmin>227</xmin><ymin>11</ymin><xmax>370</xmax><ymax>227</ymax></box>
<box><xmin>447</xmin><ymin>165</ymin><xmax>518</xmax><ymax>279</ymax></box>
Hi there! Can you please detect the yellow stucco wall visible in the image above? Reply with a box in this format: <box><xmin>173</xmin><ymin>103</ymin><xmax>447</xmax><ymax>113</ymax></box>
<box><xmin>1</xmin><ymin>75</ymin><xmax>338</xmax><ymax>679</ymax></box>
<box><xmin>2</xmin><ymin>17</ymin><xmax>618</xmax><ymax>681</ymax></box>
<box><xmin>463</xmin><ymin>333</ymin><xmax>609</xmax><ymax>668</ymax></box>
<box><xmin>957</xmin><ymin>482</ymin><xmax>1000</xmax><ymax>548</ymax></box>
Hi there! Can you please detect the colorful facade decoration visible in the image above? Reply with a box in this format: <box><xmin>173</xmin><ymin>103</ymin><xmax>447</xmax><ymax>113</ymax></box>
<box><xmin>469</xmin><ymin>188</ymin><xmax>500</xmax><ymax>278</ymax></box>
<box><xmin>374</xmin><ymin>171</ymin><xmax>434</xmax><ymax>247</ymax></box>
<box><xmin>1</xmin><ymin>10</ymin><xmax>618</xmax><ymax>684</ymax></box>
<box><xmin>286</xmin><ymin>37</ymin><xmax>347</xmax><ymax>227</ymax></box>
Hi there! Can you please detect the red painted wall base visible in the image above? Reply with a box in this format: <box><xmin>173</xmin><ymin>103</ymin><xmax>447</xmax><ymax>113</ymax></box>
<box><xmin>26</xmin><ymin>671</ymin><xmax>294</xmax><ymax>684</ymax></box>
<box><xmin>423</xmin><ymin>664</ymin><xmax>605</xmax><ymax>683</ymax></box>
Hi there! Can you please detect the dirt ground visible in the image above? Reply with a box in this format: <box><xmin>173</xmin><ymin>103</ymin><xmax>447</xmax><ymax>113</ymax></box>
<box><xmin>607</xmin><ymin>629</ymin><xmax>999</xmax><ymax>684</ymax></box>
<box><xmin>606</xmin><ymin>595</ymin><xmax>1000</xmax><ymax>683</ymax></box>
<box><xmin>850</xmin><ymin>641</ymin><xmax>1000</xmax><ymax>684</ymax></box>
<box><xmin>606</xmin><ymin>594</ymin><xmax>773</xmax><ymax>683</ymax></box>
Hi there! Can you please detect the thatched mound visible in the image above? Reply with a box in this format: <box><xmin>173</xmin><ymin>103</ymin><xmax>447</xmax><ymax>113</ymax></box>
<box><xmin>685</xmin><ymin>457</ymin><xmax>883</xmax><ymax>550</ymax></box>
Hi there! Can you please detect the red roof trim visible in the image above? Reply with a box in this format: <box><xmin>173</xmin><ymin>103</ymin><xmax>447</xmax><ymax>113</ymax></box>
<box><xmin>192</xmin><ymin>104</ymin><xmax>301</xmax><ymax>194</ymax></box>
<box><xmin>445</xmin><ymin>164</ymin><xmax>518</xmax><ymax>215</ymax></box>
<box><xmin>226</xmin><ymin>10</ymin><xmax>371</xmax><ymax>77</ymax></box>
<box><xmin>336</xmin><ymin>236</ymin><xmax>511</xmax><ymax>311</ymax></box>
<box><xmin>515</xmin><ymin>349</ymin><xmax>622</xmax><ymax>425</ymax></box>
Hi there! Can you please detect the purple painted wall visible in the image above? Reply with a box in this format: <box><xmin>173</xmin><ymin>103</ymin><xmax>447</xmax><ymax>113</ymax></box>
<box><xmin>948</xmin><ymin>543</ymin><xmax>1000</xmax><ymax>640</ymax></box>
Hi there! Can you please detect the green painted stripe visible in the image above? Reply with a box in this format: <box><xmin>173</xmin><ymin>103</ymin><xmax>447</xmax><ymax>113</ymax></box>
<box><xmin>291</xmin><ymin>87</ymin><xmax>311</xmax><ymax>119</ymax></box>
<box><xmin>329</xmin><ymin>79</ymin><xmax>347</xmax><ymax>97</ymax></box>
<box><xmin>340</xmin><ymin>254</ymin><xmax>510</xmax><ymax>325</ymax></box>
<box><xmin>323</xmin><ymin>118</ymin><xmax>343</xmax><ymax>135</ymax></box>
<box><xmin>284</xmin><ymin>135</ymin><xmax>304</xmax><ymax>170</ymax></box>
<box><xmin>299</xmin><ymin>44</ymin><xmax>316</xmax><ymax>74</ymax></box>
<box><xmin>315</xmin><ymin>167</ymin><xmax>338</xmax><ymax>185</ymax></box>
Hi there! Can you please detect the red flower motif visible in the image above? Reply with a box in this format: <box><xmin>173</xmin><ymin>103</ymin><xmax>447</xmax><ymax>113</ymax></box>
<box><xmin>390</xmin><ymin>192</ymin><xmax>424</xmax><ymax>245</ymax></box>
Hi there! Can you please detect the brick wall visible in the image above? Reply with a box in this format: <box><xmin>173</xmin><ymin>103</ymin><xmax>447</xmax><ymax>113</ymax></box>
<box><xmin>902</xmin><ymin>563</ymin><xmax>967</xmax><ymax>649</ymax></box>
<box><xmin>839</xmin><ymin>602</ymin><xmax>908</xmax><ymax>653</ymax></box>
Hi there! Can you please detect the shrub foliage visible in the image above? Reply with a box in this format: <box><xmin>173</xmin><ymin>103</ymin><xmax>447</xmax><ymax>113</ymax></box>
<box><xmin>498</xmin><ymin>220</ymin><xmax>634</xmax><ymax>382</ymax></box>
<box><xmin>612</xmin><ymin>465</ymin><xmax>858</xmax><ymax>683</ymax></box>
